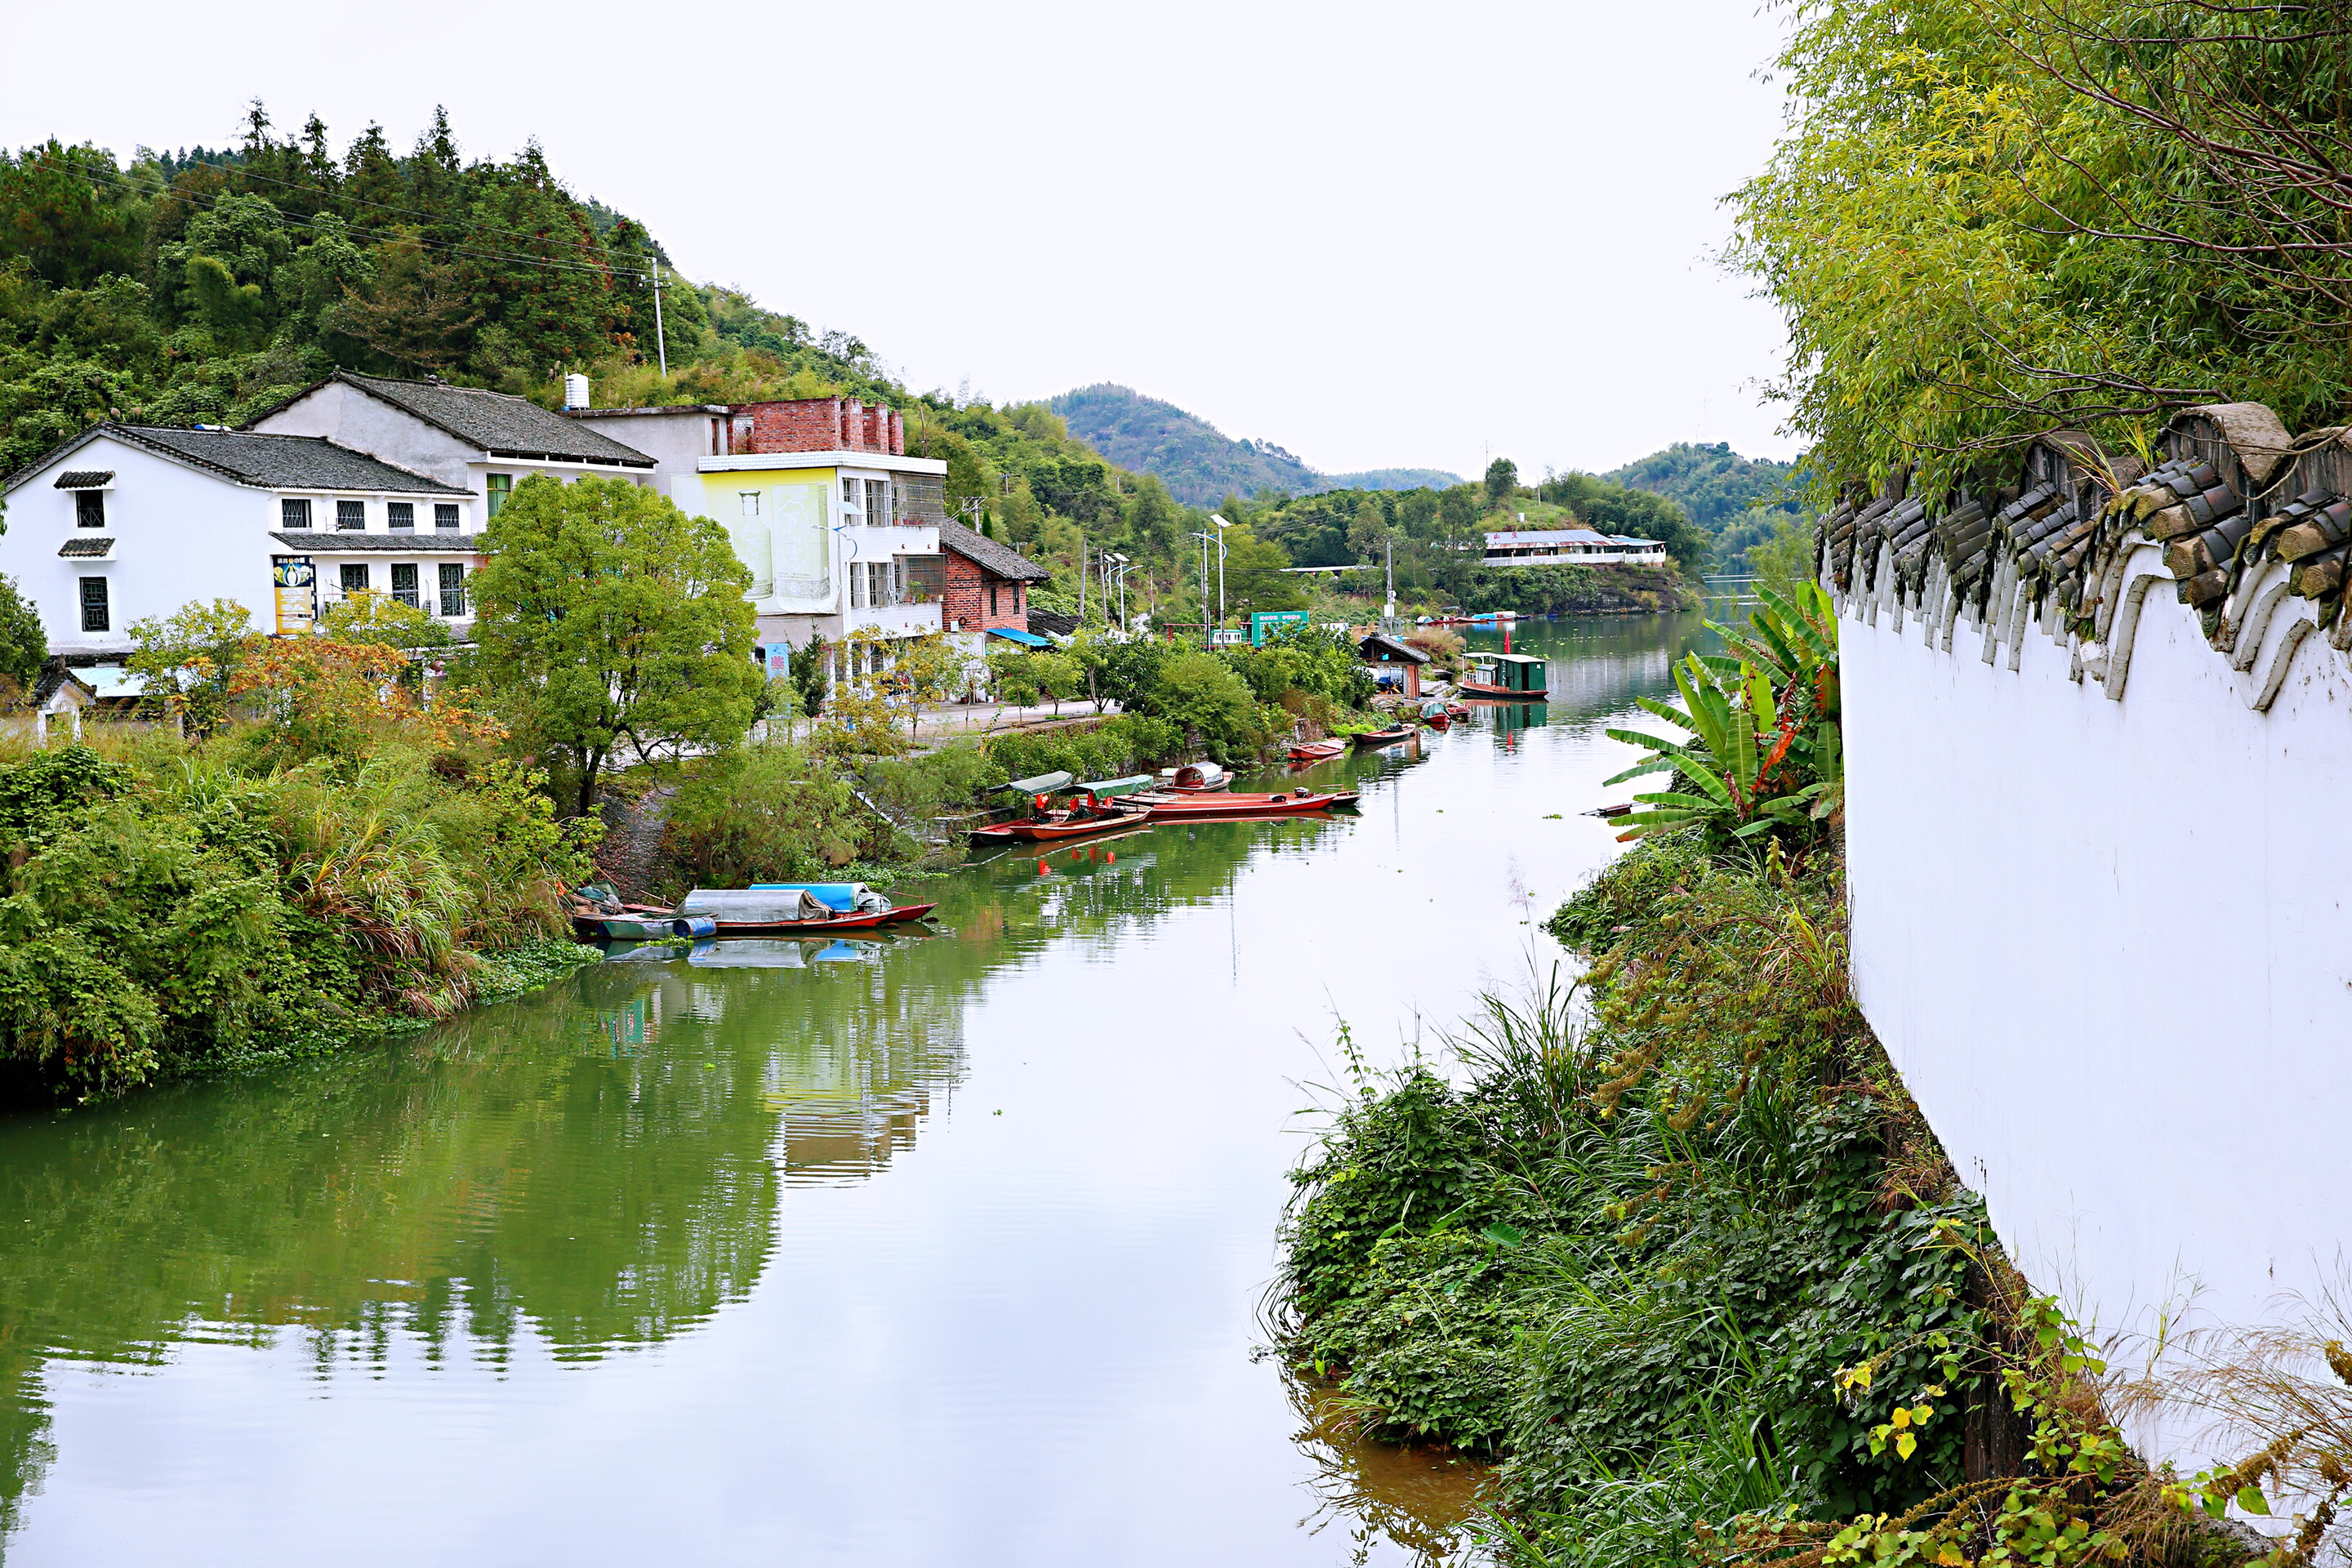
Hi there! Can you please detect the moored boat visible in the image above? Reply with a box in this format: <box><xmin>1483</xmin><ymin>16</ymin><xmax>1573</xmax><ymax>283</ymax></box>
<box><xmin>1135</xmin><ymin>787</ymin><xmax>1358</xmax><ymax>819</ymax></box>
<box><xmin>1457</xmin><ymin>651</ymin><xmax>1548</xmax><ymax>700</ymax></box>
<box><xmin>1158</xmin><ymin>761</ymin><xmax>1231</xmax><ymax>792</ymax></box>
<box><xmin>969</xmin><ymin>773</ymin><xmax>1156</xmax><ymax>844</ymax></box>
<box><xmin>568</xmin><ymin>884</ymin><xmax>719</xmax><ymax>940</ymax></box>
<box><xmin>1286</xmin><ymin>738</ymin><xmax>1347</xmax><ymax>762</ymax></box>
<box><xmin>678</xmin><ymin>887</ymin><xmax>938</xmax><ymax>934</ymax></box>
<box><xmin>1350</xmin><ymin>724</ymin><xmax>1414</xmax><ymax>746</ymax></box>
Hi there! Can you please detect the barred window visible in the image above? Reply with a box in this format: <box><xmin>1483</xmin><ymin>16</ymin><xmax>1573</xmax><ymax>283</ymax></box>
<box><xmin>340</xmin><ymin>563</ymin><xmax>370</xmax><ymax>595</ymax></box>
<box><xmin>79</xmin><ymin>576</ymin><xmax>109</xmax><ymax>632</ymax></box>
<box><xmin>439</xmin><ymin>563</ymin><xmax>466</xmax><ymax>617</ymax></box>
<box><xmin>282</xmin><ymin>498</ymin><xmax>311</xmax><ymax>529</ymax></box>
<box><xmin>391</xmin><ymin>564</ymin><xmax>419</xmax><ymax>607</ymax></box>
<box><xmin>388</xmin><ymin>502</ymin><xmax>414</xmax><ymax>529</ymax></box>
<box><xmin>75</xmin><ymin>491</ymin><xmax>105</xmax><ymax>528</ymax></box>
<box><xmin>336</xmin><ymin>499</ymin><xmax>365</xmax><ymax>531</ymax></box>
<box><xmin>434</xmin><ymin>503</ymin><xmax>459</xmax><ymax>530</ymax></box>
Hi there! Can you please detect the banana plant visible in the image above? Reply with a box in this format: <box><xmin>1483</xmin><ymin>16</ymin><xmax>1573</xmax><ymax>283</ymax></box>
<box><xmin>1601</xmin><ymin>584</ymin><xmax>1842</xmax><ymax>845</ymax></box>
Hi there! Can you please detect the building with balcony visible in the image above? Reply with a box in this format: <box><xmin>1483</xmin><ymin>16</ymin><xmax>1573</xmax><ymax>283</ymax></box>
<box><xmin>566</xmin><ymin>393</ymin><xmax>952</xmax><ymax>673</ymax></box>
<box><xmin>0</xmin><ymin>423</ymin><xmax>478</xmax><ymax>658</ymax></box>
<box><xmin>1481</xmin><ymin>527</ymin><xmax>1668</xmax><ymax>567</ymax></box>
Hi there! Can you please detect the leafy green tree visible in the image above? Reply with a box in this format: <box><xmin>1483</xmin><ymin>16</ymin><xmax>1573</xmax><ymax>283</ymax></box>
<box><xmin>471</xmin><ymin>475</ymin><xmax>760</xmax><ymax>813</ymax></box>
<box><xmin>127</xmin><ymin>598</ymin><xmax>259</xmax><ymax>736</ymax></box>
<box><xmin>1483</xmin><ymin>458</ymin><xmax>1519</xmax><ymax>509</ymax></box>
<box><xmin>0</xmin><ymin>576</ymin><xmax>47</xmax><ymax>694</ymax></box>
<box><xmin>1143</xmin><ymin>648</ymin><xmax>1266</xmax><ymax>760</ymax></box>
<box><xmin>316</xmin><ymin>589</ymin><xmax>450</xmax><ymax>649</ymax></box>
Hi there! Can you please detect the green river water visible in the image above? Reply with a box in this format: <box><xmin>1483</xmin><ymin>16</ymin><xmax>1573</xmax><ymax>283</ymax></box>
<box><xmin>0</xmin><ymin>612</ymin><xmax>1717</xmax><ymax>1566</ymax></box>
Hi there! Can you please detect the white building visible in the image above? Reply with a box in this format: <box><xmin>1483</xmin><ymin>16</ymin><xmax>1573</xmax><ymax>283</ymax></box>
<box><xmin>562</xmin><ymin>395</ymin><xmax>951</xmax><ymax>672</ymax></box>
<box><xmin>0</xmin><ymin>423</ymin><xmax>479</xmax><ymax>656</ymax></box>
<box><xmin>1481</xmin><ymin>527</ymin><xmax>1668</xmax><ymax>567</ymax></box>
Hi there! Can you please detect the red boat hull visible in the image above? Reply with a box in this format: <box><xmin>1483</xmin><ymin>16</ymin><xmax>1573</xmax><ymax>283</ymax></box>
<box><xmin>1456</xmin><ymin>680</ymin><xmax>1548</xmax><ymax>700</ymax></box>
<box><xmin>1351</xmin><ymin>727</ymin><xmax>1414</xmax><ymax>746</ymax></box>
<box><xmin>1287</xmin><ymin>741</ymin><xmax>1346</xmax><ymax>761</ymax></box>
<box><xmin>709</xmin><ymin>902</ymin><xmax>937</xmax><ymax>935</ymax></box>
<box><xmin>1138</xmin><ymin>791</ymin><xmax>1358</xmax><ymax>819</ymax></box>
<box><xmin>969</xmin><ymin>813</ymin><xmax>1130</xmax><ymax>844</ymax></box>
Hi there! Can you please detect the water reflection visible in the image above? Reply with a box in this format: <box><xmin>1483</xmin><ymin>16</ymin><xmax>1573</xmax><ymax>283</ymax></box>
<box><xmin>0</xmin><ymin>611</ymin><xmax>1726</xmax><ymax>1564</ymax></box>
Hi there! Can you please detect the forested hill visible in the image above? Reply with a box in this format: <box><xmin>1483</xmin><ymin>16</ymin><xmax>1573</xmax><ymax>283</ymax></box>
<box><xmin>1603</xmin><ymin>442</ymin><xmax>1806</xmax><ymax>572</ymax></box>
<box><xmin>1049</xmin><ymin>384</ymin><xmax>1459</xmax><ymax>507</ymax></box>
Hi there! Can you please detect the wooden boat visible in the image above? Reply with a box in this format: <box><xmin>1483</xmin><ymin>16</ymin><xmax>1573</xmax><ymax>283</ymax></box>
<box><xmin>747</xmin><ymin>881</ymin><xmax>924</xmax><ymax>920</ymax></box>
<box><xmin>1457</xmin><ymin>651</ymin><xmax>1548</xmax><ymax>700</ymax></box>
<box><xmin>1135</xmin><ymin>787</ymin><xmax>1358</xmax><ymax>820</ymax></box>
<box><xmin>678</xmin><ymin>886</ymin><xmax>938</xmax><ymax>935</ymax></box>
<box><xmin>1287</xmin><ymin>738</ymin><xmax>1347</xmax><ymax>762</ymax></box>
<box><xmin>969</xmin><ymin>773</ymin><xmax>1157</xmax><ymax>844</ymax></box>
<box><xmin>568</xmin><ymin>886</ymin><xmax>718</xmax><ymax>941</ymax></box>
<box><xmin>1350</xmin><ymin>724</ymin><xmax>1414</xmax><ymax>746</ymax></box>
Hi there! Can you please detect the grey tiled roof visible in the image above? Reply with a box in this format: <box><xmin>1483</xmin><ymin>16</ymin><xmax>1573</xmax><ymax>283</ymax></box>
<box><xmin>116</xmin><ymin>426</ymin><xmax>471</xmax><ymax>494</ymax></box>
<box><xmin>54</xmin><ymin>470</ymin><xmax>112</xmax><ymax>488</ymax></box>
<box><xmin>939</xmin><ymin>519</ymin><xmax>1051</xmax><ymax>581</ymax></box>
<box><xmin>58</xmin><ymin>537</ymin><xmax>112</xmax><ymax>558</ymax></box>
<box><xmin>271</xmin><ymin>531</ymin><xmax>486</xmax><ymax>553</ymax></box>
<box><xmin>333</xmin><ymin>374</ymin><xmax>654</xmax><ymax>466</ymax></box>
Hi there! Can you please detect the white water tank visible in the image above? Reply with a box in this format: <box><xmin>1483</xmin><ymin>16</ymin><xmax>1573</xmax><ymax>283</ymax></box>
<box><xmin>563</xmin><ymin>373</ymin><xmax>591</xmax><ymax>410</ymax></box>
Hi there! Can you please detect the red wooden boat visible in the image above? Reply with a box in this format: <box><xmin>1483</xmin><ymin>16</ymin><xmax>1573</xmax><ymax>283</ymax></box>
<box><xmin>969</xmin><ymin>809</ymin><xmax>1134</xmax><ymax>844</ymax></box>
<box><xmin>703</xmin><ymin>903</ymin><xmax>936</xmax><ymax>935</ymax></box>
<box><xmin>1135</xmin><ymin>788</ymin><xmax>1358</xmax><ymax>820</ymax></box>
<box><xmin>1287</xmin><ymin>739</ymin><xmax>1346</xmax><ymax>762</ymax></box>
<box><xmin>1350</xmin><ymin>724</ymin><xmax>1414</xmax><ymax>746</ymax></box>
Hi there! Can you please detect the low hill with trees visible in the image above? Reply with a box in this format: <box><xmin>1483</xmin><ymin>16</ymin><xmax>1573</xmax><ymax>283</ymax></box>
<box><xmin>1047</xmin><ymin>384</ymin><xmax>1459</xmax><ymax>506</ymax></box>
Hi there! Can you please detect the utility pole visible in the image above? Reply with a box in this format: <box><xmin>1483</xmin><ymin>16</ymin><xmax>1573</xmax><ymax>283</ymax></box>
<box><xmin>1384</xmin><ymin>536</ymin><xmax>1396</xmax><ymax>626</ymax></box>
<box><xmin>651</xmin><ymin>261</ymin><xmax>668</xmax><ymax>379</ymax></box>
<box><xmin>1078</xmin><ymin>540</ymin><xmax>1086</xmax><ymax>626</ymax></box>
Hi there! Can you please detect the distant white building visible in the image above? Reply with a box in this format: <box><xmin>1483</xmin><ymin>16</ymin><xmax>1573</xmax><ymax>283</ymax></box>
<box><xmin>1482</xmin><ymin>527</ymin><xmax>1668</xmax><ymax>567</ymax></box>
<box><xmin>0</xmin><ymin>423</ymin><xmax>479</xmax><ymax>656</ymax></box>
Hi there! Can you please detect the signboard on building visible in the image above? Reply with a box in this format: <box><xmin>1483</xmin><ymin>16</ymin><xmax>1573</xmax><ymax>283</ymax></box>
<box><xmin>272</xmin><ymin>556</ymin><xmax>315</xmax><ymax>635</ymax></box>
<box><xmin>1250</xmin><ymin>610</ymin><xmax>1309</xmax><ymax>647</ymax></box>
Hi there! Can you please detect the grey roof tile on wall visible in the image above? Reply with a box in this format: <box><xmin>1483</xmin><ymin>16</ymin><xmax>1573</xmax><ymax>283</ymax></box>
<box><xmin>57</xmin><ymin>537</ymin><xmax>113</xmax><ymax>558</ymax></box>
<box><xmin>335</xmin><ymin>374</ymin><xmax>654</xmax><ymax>466</ymax></box>
<box><xmin>271</xmin><ymin>531</ymin><xmax>486</xmax><ymax>553</ymax></box>
<box><xmin>53</xmin><ymin>470</ymin><xmax>113</xmax><ymax>488</ymax></box>
<box><xmin>118</xmin><ymin>426</ymin><xmax>472</xmax><ymax>493</ymax></box>
<box><xmin>939</xmin><ymin>519</ymin><xmax>1051</xmax><ymax>581</ymax></box>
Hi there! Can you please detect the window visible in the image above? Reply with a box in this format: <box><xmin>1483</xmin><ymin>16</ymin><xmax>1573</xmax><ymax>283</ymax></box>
<box><xmin>439</xmin><ymin>563</ymin><xmax>466</xmax><ymax>617</ymax></box>
<box><xmin>741</xmin><ymin>492</ymin><xmax>760</xmax><ymax>518</ymax></box>
<box><xmin>988</xmin><ymin>581</ymin><xmax>1000</xmax><ymax>617</ymax></box>
<box><xmin>336</xmin><ymin>499</ymin><xmax>365</xmax><ymax>531</ymax></box>
<box><xmin>842</xmin><ymin>477</ymin><xmax>858</xmax><ymax>506</ymax></box>
<box><xmin>79</xmin><ymin>577</ymin><xmax>109</xmax><ymax>633</ymax></box>
<box><xmin>340</xmin><ymin>563</ymin><xmax>370</xmax><ymax>596</ymax></box>
<box><xmin>388</xmin><ymin>502</ymin><xmax>414</xmax><ymax>530</ymax></box>
<box><xmin>866</xmin><ymin>560</ymin><xmax>893</xmax><ymax>608</ymax></box>
<box><xmin>864</xmin><ymin>479</ymin><xmax>889</xmax><ymax>528</ymax></box>
<box><xmin>282</xmin><ymin>497</ymin><xmax>312</xmax><ymax>529</ymax></box>
<box><xmin>849</xmin><ymin>562</ymin><xmax>864</xmax><ymax>609</ymax></box>
<box><xmin>891</xmin><ymin>558</ymin><xmax>905</xmax><ymax>603</ymax></box>
<box><xmin>434</xmin><ymin>503</ymin><xmax>459</xmax><ymax>530</ymax></box>
<box><xmin>391</xmin><ymin>564</ymin><xmax>419</xmax><ymax>607</ymax></box>
<box><xmin>74</xmin><ymin>491</ymin><xmax>105</xmax><ymax>528</ymax></box>
<box><xmin>485</xmin><ymin>474</ymin><xmax>513</xmax><ymax>517</ymax></box>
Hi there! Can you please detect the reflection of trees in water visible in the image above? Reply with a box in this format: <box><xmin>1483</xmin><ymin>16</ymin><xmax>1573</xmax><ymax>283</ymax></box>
<box><xmin>1284</xmin><ymin>1372</ymin><xmax>1490</xmax><ymax>1566</ymax></box>
<box><xmin>1459</xmin><ymin>613</ymin><xmax>1723</xmax><ymax>736</ymax></box>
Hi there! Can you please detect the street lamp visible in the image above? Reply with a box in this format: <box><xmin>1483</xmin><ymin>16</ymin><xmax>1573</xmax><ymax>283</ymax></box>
<box><xmin>1209</xmin><ymin>514</ymin><xmax>1232</xmax><ymax>642</ymax></box>
<box><xmin>1108</xmin><ymin>552</ymin><xmax>1131</xmax><ymax>630</ymax></box>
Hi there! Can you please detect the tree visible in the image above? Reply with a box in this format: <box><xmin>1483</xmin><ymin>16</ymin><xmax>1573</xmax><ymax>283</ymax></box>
<box><xmin>127</xmin><ymin>599</ymin><xmax>259</xmax><ymax>736</ymax></box>
<box><xmin>317</xmin><ymin>589</ymin><xmax>451</xmax><ymax>650</ymax></box>
<box><xmin>471</xmin><ymin>475</ymin><xmax>760</xmax><ymax>814</ymax></box>
<box><xmin>0</xmin><ymin>577</ymin><xmax>46</xmax><ymax>693</ymax></box>
<box><xmin>1484</xmin><ymin>458</ymin><xmax>1519</xmax><ymax>509</ymax></box>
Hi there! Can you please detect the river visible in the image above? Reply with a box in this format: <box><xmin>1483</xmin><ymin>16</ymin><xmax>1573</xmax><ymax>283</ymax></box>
<box><xmin>0</xmin><ymin>610</ymin><xmax>1717</xmax><ymax>1566</ymax></box>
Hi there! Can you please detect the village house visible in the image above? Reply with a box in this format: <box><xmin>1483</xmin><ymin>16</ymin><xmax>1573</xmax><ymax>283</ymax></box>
<box><xmin>937</xmin><ymin>520</ymin><xmax>1052</xmax><ymax>653</ymax></box>
<box><xmin>563</xmin><ymin>390</ymin><xmax>952</xmax><ymax>678</ymax></box>
<box><xmin>0</xmin><ymin>423</ymin><xmax>479</xmax><ymax>658</ymax></box>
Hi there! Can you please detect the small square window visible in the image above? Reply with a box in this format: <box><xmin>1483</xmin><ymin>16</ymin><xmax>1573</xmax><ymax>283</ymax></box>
<box><xmin>391</xmin><ymin>564</ymin><xmax>419</xmax><ymax>607</ymax></box>
<box><xmin>434</xmin><ymin>503</ymin><xmax>459</xmax><ymax>530</ymax></box>
<box><xmin>388</xmin><ymin>502</ymin><xmax>414</xmax><ymax>529</ymax></box>
<box><xmin>340</xmin><ymin>563</ymin><xmax>370</xmax><ymax>595</ymax></box>
<box><xmin>282</xmin><ymin>497</ymin><xmax>312</xmax><ymax>529</ymax></box>
<box><xmin>439</xmin><ymin>564</ymin><xmax>466</xmax><ymax>617</ymax></box>
<box><xmin>79</xmin><ymin>576</ymin><xmax>109</xmax><ymax>633</ymax></box>
<box><xmin>75</xmin><ymin>491</ymin><xmax>105</xmax><ymax>529</ymax></box>
<box><xmin>741</xmin><ymin>492</ymin><xmax>760</xmax><ymax>518</ymax></box>
<box><xmin>336</xmin><ymin>499</ymin><xmax>365</xmax><ymax>531</ymax></box>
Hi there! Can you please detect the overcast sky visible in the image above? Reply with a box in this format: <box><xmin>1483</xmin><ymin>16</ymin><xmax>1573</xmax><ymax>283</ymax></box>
<box><xmin>2</xmin><ymin>0</ymin><xmax>1798</xmax><ymax>480</ymax></box>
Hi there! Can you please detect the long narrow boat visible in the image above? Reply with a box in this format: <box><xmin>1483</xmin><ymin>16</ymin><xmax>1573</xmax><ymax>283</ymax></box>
<box><xmin>1350</xmin><ymin>724</ymin><xmax>1414</xmax><ymax>746</ymax></box>
<box><xmin>1130</xmin><ymin>788</ymin><xmax>1359</xmax><ymax>820</ymax></box>
<box><xmin>572</xmin><ymin>910</ymin><xmax>719</xmax><ymax>941</ymax></box>
<box><xmin>1287</xmin><ymin>739</ymin><xmax>1347</xmax><ymax>762</ymax></box>
<box><xmin>678</xmin><ymin>887</ymin><xmax>938</xmax><ymax>935</ymax></box>
<box><xmin>969</xmin><ymin>773</ymin><xmax>1159</xmax><ymax>844</ymax></box>
<box><xmin>746</xmin><ymin>881</ymin><xmax>929</xmax><ymax>921</ymax></box>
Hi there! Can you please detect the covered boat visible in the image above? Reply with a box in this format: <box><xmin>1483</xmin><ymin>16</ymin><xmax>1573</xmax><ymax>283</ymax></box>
<box><xmin>749</xmin><ymin>882</ymin><xmax>893</xmax><ymax>915</ymax></box>
<box><xmin>1158</xmin><ymin>761</ymin><xmax>1231</xmax><ymax>792</ymax></box>
<box><xmin>678</xmin><ymin>887</ymin><xmax>938</xmax><ymax>933</ymax></box>
<box><xmin>969</xmin><ymin>773</ymin><xmax>1152</xmax><ymax>844</ymax></box>
<box><xmin>1457</xmin><ymin>652</ymin><xmax>1548</xmax><ymax>700</ymax></box>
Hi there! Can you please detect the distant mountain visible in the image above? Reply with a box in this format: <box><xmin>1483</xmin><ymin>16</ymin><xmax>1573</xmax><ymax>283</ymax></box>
<box><xmin>1049</xmin><ymin>384</ymin><xmax>1461</xmax><ymax>507</ymax></box>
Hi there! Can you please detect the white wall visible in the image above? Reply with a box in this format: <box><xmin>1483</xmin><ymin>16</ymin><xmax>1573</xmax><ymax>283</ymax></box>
<box><xmin>253</xmin><ymin>381</ymin><xmax>475</xmax><ymax>489</ymax></box>
<box><xmin>0</xmin><ymin>435</ymin><xmax>280</xmax><ymax>653</ymax></box>
<box><xmin>1839</xmin><ymin>551</ymin><xmax>2352</xmax><ymax>1468</ymax></box>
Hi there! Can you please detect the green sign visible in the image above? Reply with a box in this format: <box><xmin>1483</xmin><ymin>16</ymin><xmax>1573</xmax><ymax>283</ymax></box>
<box><xmin>1250</xmin><ymin>611</ymin><xmax>1309</xmax><ymax>647</ymax></box>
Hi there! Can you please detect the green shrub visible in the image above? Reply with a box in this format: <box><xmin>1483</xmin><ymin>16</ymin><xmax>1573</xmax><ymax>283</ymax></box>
<box><xmin>661</xmin><ymin>743</ymin><xmax>875</xmax><ymax>891</ymax></box>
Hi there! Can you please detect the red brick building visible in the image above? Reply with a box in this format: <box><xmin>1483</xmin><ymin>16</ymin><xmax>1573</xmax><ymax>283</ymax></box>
<box><xmin>939</xmin><ymin>520</ymin><xmax>1049</xmax><ymax>643</ymax></box>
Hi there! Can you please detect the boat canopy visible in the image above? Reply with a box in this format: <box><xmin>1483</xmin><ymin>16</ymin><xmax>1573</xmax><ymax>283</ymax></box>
<box><xmin>1173</xmin><ymin>762</ymin><xmax>1228</xmax><ymax>788</ymax></box>
<box><xmin>1079</xmin><ymin>773</ymin><xmax>1156</xmax><ymax>798</ymax></box>
<box><xmin>1471</xmin><ymin>652</ymin><xmax>1546</xmax><ymax>665</ymax></box>
<box><xmin>750</xmin><ymin>882</ymin><xmax>885</xmax><ymax>913</ymax></box>
<box><xmin>679</xmin><ymin>887</ymin><xmax>830</xmax><ymax>922</ymax></box>
<box><xmin>1002</xmin><ymin>770</ymin><xmax>1075</xmax><ymax>794</ymax></box>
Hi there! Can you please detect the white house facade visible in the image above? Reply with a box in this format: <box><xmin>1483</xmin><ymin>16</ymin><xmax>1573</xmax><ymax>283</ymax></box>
<box><xmin>1481</xmin><ymin>527</ymin><xmax>1668</xmax><ymax>566</ymax></box>
<box><xmin>0</xmin><ymin>424</ymin><xmax>477</xmax><ymax>657</ymax></box>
